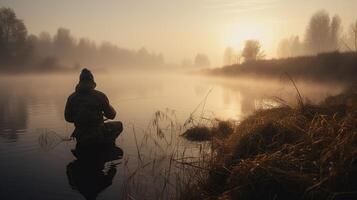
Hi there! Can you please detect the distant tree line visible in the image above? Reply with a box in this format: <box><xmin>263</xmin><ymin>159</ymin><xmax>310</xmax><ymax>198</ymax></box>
<box><xmin>223</xmin><ymin>10</ymin><xmax>357</xmax><ymax>66</ymax></box>
<box><xmin>224</xmin><ymin>40</ymin><xmax>265</xmax><ymax>65</ymax></box>
<box><xmin>278</xmin><ymin>10</ymin><xmax>357</xmax><ymax>58</ymax></box>
<box><xmin>0</xmin><ymin>7</ymin><xmax>164</xmax><ymax>71</ymax></box>
<box><xmin>194</xmin><ymin>54</ymin><xmax>210</xmax><ymax>68</ymax></box>
<box><xmin>213</xmin><ymin>51</ymin><xmax>357</xmax><ymax>83</ymax></box>
<box><xmin>180</xmin><ymin>53</ymin><xmax>211</xmax><ymax>68</ymax></box>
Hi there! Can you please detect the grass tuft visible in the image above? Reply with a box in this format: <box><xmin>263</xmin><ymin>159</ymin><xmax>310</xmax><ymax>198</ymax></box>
<box><xmin>184</xmin><ymin>84</ymin><xmax>357</xmax><ymax>200</ymax></box>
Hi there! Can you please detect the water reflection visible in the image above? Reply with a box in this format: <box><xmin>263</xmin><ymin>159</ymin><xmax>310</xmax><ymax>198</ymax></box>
<box><xmin>0</xmin><ymin>86</ymin><xmax>27</xmax><ymax>141</ymax></box>
<box><xmin>213</xmin><ymin>77</ymin><xmax>345</xmax><ymax>118</ymax></box>
<box><xmin>66</xmin><ymin>145</ymin><xmax>124</xmax><ymax>200</ymax></box>
<box><xmin>0</xmin><ymin>74</ymin><xmax>345</xmax><ymax>200</ymax></box>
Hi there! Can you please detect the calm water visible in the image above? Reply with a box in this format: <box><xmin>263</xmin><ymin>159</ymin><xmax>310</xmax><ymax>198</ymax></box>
<box><xmin>0</xmin><ymin>72</ymin><xmax>345</xmax><ymax>199</ymax></box>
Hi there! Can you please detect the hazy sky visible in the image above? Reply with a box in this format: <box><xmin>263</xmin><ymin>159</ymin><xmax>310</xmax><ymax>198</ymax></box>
<box><xmin>1</xmin><ymin>0</ymin><xmax>357</xmax><ymax>65</ymax></box>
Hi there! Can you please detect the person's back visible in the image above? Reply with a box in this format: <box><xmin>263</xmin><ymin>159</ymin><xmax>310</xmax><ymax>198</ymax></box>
<box><xmin>65</xmin><ymin>68</ymin><xmax>116</xmax><ymax>127</ymax></box>
<box><xmin>65</xmin><ymin>68</ymin><xmax>121</xmax><ymax>145</ymax></box>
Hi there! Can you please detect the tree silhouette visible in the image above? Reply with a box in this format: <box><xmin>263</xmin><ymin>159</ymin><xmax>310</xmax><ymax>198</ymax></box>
<box><xmin>351</xmin><ymin>20</ymin><xmax>357</xmax><ymax>51</ymax></box>
<box><xmin>305</xmin><ymin>10</ymin><xmax>330</xmax><ymax>54</ymax></box>
<box><xmin>223</xmin><ymin>47</ymin><xmax>237</xmax><ymax>66</ymax></box>
<box><xmin>330</xmin><ymin>15</ymin><xmax>342</xmax><ymax>51</ymax></box>
<box><xmin>242</xmin><ymin>40</ymin><xmax>264</xmax><ymax>62</ymax></box>
<box><xmin>305</xmin><ymin>10</ymin><xmax>342</xmax><ymax>54</ymax></box>
<box><xmin>0</xmin><ymin>7</ymin><xmax>167</xmax><ymax>71</ymax></box>
<box><xmin>194</xmin><ymin>54</ymin><xmax>210</xmax><ymax>68</ymax></box>
<box><xmin>0</xmin><ymin>7</ymin><xmax>28</xmax><ymax>66</ymax></box>
<box><xmin>277</xmin><ymin>36</ymin><xmax>304</xmax><ymax>58</ymax></box>
<box><xmin>53</xmin><ymin>28</ymin><xmax>76</xmax><ymax>62</ymax></box>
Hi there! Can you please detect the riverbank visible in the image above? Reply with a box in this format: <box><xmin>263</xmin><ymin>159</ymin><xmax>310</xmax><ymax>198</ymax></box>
<box><xmin>204</xmin><ymin>52</ymin><xmax>357</xmax><ymax>83</ymax></box>
<box><xmin>183</xmin><ymin>84</ymin><xmax>357</xmax><ymax>200</ymax></box>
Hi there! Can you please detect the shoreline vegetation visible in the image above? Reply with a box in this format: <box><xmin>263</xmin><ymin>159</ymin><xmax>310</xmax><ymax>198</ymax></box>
<box><xmin>204</xmin><ymin>51</ymin><xmax>357</xmax><ymax>83</ymax></box>
<box><xmin>181</xmin><ymin>84</ymin><xmax>357</xmax><ymax>200</ymax></box>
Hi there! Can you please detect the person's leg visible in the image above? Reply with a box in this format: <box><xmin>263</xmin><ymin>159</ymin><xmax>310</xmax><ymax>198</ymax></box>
<box><xmin>104</xmin><ymin>121</ymin><xmax>123</xmax><ymax>133</ymax></box>
<box><xmin>103</xmin><ymin>121</ymin><xmax>123</xmax><ymax>144</ymax></box>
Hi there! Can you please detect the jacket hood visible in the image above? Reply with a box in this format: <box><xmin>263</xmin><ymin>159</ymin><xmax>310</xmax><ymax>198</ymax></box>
<box><xmin>75</xmin><ymin>81</ymin><xmax>96</xmax><ymax>94</ymax></box>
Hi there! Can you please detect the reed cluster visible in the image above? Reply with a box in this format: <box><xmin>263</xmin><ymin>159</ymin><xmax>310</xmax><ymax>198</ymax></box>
<box><xmin>182</xmin><ymin>85</ymin><xmax>357</xmax><ymax>200</ymax></box>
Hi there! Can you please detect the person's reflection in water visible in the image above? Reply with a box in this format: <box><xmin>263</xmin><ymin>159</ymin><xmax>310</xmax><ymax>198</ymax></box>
<box><xmin>66</xmin><ymin>145</ymin><xmax>124</xmax><ymax>200</ymax></box>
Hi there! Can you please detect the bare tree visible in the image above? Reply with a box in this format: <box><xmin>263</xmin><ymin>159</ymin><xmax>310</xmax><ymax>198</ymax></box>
<box><xmin>341</xmin><ymin>20</ymin><xmax>357</xmax><ymax>52</ymax></box>
<box><xmin>242</xmin><ymin>40</ymin><xmax>265</xmax><ymax>62</ymax></box>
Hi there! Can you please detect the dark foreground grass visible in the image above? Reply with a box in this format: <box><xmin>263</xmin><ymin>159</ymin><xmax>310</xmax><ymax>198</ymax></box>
<box><xmin>183</xmin><ymin>85</ymin><xmax>357</xmax><ymax>200</ymax></box>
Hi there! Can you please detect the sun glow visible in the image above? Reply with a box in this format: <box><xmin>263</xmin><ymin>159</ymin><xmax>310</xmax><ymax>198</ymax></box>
<box><xmin>223</xmin><ymin>22</ymin><xmax>274</xmax><ymax>54</ymax></box>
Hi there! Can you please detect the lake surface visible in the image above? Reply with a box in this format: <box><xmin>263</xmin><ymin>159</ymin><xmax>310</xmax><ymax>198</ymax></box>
<box><xmin>0</xmin><ymin>72</ymin><xmax>345</xmax><ymax>199</ymax></box>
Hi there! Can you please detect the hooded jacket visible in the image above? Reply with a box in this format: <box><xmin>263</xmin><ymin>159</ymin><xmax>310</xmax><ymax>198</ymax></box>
<box><xmin>64</xmin><ymin>81</ymin><xmax>116</xmax><ymax>128</ymax></box>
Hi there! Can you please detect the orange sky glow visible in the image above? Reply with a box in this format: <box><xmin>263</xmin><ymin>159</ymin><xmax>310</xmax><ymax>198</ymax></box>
<box><xmin>1</xmin><ymin>0</ymin><xmax>357</xmax><ymax>65</ymax></box>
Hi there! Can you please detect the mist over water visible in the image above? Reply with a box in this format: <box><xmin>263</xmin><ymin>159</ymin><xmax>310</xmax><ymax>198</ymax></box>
<box><xmin>0</xmin><ymin>71</ymin><xmax>345</xmax><ymax>199</ymax></box>
<box><xmin>0</xmin><ymin>1</ymin><xmax>356</xmax><ymax>199</ymax></box>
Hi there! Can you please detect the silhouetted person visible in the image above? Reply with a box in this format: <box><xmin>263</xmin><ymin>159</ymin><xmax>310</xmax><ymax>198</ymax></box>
<box><xmin>65</xmin><ymin>68</ymin><xmax>123</xmax><ymax>147</ymax></box>
<box><xmin>67</xmin><ymin>145</ymin><xmax>124</xmax><ymax>200</ymax></box>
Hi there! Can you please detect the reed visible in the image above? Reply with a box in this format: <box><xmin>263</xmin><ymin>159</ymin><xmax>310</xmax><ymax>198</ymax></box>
<box><xmin>180</xmin><ymin>84</ymin><xmax>357</xmax><ymax>200</ymax></box>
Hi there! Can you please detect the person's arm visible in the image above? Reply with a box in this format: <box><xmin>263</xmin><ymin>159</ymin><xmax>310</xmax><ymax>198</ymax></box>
<box><xmin>102</xmin><ymin>94</ymin><xmax>116</xmax><ymax>119</ymax></box>
<box><xmin>64</xmin><ymin>97</ymin><xmax>75</xmax><ymax>123</ymax></box>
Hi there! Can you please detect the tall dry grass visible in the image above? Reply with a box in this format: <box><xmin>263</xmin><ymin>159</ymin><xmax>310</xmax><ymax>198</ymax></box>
<box><xmin>118</xmin><ymin>108</ymin><xmax>217</xmax><ymax>200</ymax></box>
<box><xmin>182</xmin><ymin>84</ymin><xmax>357</xmax><ymax>200</ymax></box>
